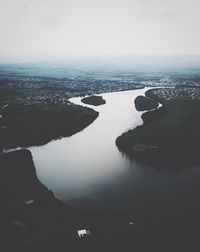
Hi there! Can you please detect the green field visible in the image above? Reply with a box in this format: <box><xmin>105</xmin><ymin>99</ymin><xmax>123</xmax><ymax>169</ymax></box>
<box><xmin>116</xmin><ymin>99</ymin><xmax>200</xmax><ymax>168</ymax></box>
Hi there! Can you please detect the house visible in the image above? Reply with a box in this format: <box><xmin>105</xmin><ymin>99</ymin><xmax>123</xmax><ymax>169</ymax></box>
<box><xmin>77</xmin><ymin>229</ymin><xmax>92</xmax><ymax>238</ymax></box>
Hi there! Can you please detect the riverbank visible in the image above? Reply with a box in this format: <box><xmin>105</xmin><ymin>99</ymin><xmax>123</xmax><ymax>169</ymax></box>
<box><xmin>116</xmin><ymin>87</ymin><xmax>200</xmax><ymax>168</ymax></box>
<box><xmin>0</xmin><ymin>149</ymin><xmax>67</xmax><ymax>251</ymax></box>
<box><xmin>0</xmin><ymin>103</ymin><xmax>98</xmax><ymax>151</ymax></box>
<box><xmin>1</xmin><ymin>88</ymin><xmax>200</xmax><ymax>251</ymax></box>
<box><xmin>1</xmin><ymin>149</ymin><xmax>200</xmax><ymax>251</ymax></box>
<box><xmin>0</xmin><ymin>149</ymin><xmax>127</xmax><ymax>251</ymax></box>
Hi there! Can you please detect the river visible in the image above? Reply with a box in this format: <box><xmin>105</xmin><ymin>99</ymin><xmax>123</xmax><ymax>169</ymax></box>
<box><xmin>30</xmin><ymin>88</ymin><xmax>200</xmax><ymax>220</ymax></box>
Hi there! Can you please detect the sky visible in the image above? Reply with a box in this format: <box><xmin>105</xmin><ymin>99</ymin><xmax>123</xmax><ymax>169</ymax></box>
<box><xmin>0</xmin><ymin>0</ymin><xmax>200</xmax><ymax>62</ymax></box>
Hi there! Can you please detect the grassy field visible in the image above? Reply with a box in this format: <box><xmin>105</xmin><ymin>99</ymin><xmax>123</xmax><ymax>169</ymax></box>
<box><xmin>116</xmin><ymin>99</ymin><xmax>200</xmax><ymax>168</ymax></box>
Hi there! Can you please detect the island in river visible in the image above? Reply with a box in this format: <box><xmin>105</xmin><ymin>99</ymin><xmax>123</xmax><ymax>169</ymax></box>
<box><xmin>116</xmin><ymin>87</ymin><xmax>200</xmax><ymax>168</ymax></box>
<box><xmin>134</xmin><ymin>95</ymin><xmax>159</xmax><ymax>111</ymax></box>
<box><xmin>81</xmin><ymin>95</ymin><xmax>106</xmax><ymax>106</ymax></box>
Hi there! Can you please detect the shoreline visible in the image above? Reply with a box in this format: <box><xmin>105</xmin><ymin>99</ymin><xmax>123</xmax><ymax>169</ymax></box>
<box><xmin>0</xmin><ymin>104</ymin><xmax>99</xmax><ymax>152</ymax></box>
<box><xmin>1</xmin><ymin>149</ymin><xmax>200</xmax><ymax>251</ymax></box>
<box><xmin>116</xmin><ymin>87</ymin><xmax>200</xmax><ymax>168</ymax></box>
<box><xmin>2</xmin><ymin>87</ymin><xmax>200</xmax><ymax>250</ymax></box>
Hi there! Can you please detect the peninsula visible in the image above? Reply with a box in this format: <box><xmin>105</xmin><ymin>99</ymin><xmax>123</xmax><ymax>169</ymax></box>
<box><xmin>116</xmin><ymin>88</ymin><xmax>200</xmax><ymax>168</ymax></box>
<box><xmin>0</xmin><ymin>83</ymin><xmax>98</xmax><ymax>151</ymax></box>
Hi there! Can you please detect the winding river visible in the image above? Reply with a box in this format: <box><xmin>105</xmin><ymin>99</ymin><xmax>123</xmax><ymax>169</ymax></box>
<box><xmin>30</xmin><ymin>88</ymin><xmax>200</xmax><ymax>220</ymax></box>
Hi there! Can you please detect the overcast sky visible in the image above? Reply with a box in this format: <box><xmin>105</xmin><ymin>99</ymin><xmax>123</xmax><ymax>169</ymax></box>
<box><xmin>0</xmin><ymin>0</ymin><xmax>200</xmax><ymax>61</ymax></box>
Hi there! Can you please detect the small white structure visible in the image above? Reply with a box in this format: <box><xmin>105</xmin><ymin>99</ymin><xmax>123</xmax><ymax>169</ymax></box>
<box><xmin>77</xmin><ymin>229</ymin><xmax>92</xmax><ymax>238</ymax></box>
<box><xmin>25</xmin><ymin>200</ymin><xmax>35</xmax><ymax>205</ymax></box>
<box><xmin>124</xmin><ymin>220</ymin><xmax>135</xmax><ymax>227</ymax></box>
<box><xmin>129</xmin><ymin>220</ymin><xmax>135</xmax><ymax>225</ymax></box>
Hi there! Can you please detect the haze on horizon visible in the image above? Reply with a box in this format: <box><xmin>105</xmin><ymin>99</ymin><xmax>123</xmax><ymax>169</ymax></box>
<box><xmin>0</xmin><ymin>0</ymin><xmax>200</xmax><ymax>63</ymax></box>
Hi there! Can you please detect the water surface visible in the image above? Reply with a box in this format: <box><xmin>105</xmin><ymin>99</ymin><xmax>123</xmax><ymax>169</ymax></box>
<box><xmin>30</xmin><ymin>88</ymin><xmax>200</xmax><ymax>220</ymax></box>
